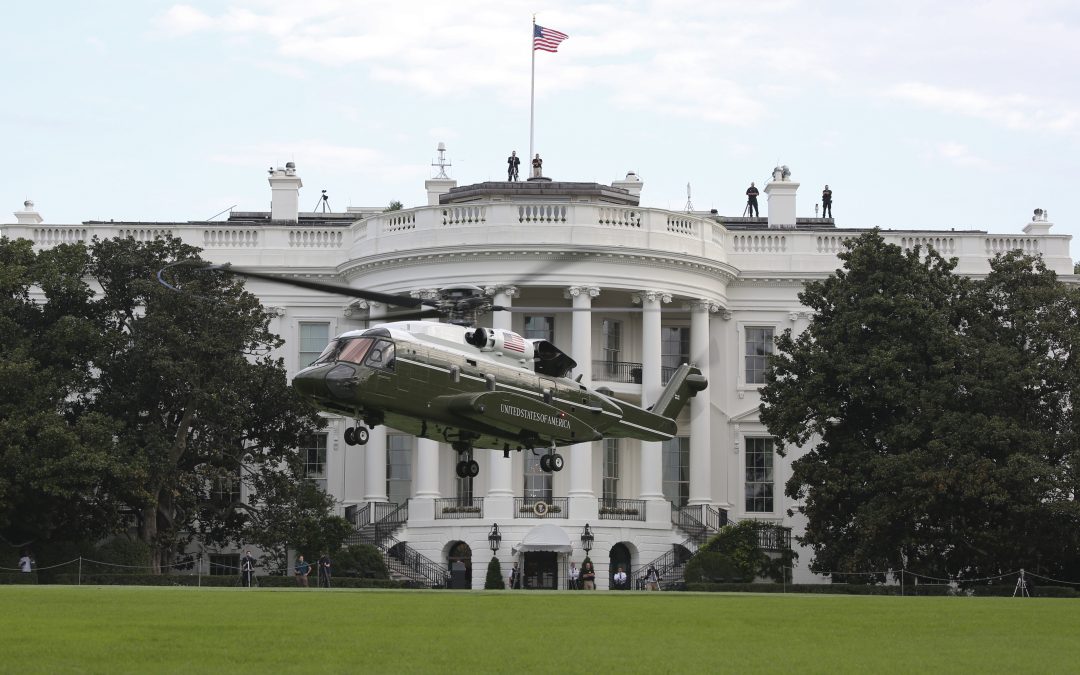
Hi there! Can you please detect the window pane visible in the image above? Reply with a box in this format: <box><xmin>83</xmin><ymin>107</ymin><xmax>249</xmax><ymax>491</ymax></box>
<box><xmin>299</xmin><ymin>323</ymin><xmax>331</xmax><ymax>369</ymax></box>
<box><xmin>662</xmin><ymin>437</ymin><xmax>689</xmax><ymax>506</ymax></box>
<box><xmin>387</xmin><ymin>435</ymin><xmax>412</xmax><ymax>504</ymax></box>
<box><xmin>745</xmin><ymin>327</ymin><xmax>774</xmax><ymax>385</ymax></box>
<box><xmin>661</xmin><ymin>326</ymin><xmax>690</xmax><ymax>383</ymax></box>
<box><xmin>744</xmin><ymin>437</ymin><xmax>775</xmax><ymax>513</ymax></box>
<box><xmin>523</xmin><ymin>453</ymin><xmax>552</xmax><ymax>501</ymax></box>
<box><xmin>523</xmin><ymin>316</ymin><xmax>554</xmax><ymax>342</ymax></box>
<box><xmin>602</xmin><ymin>438</ymin><xmax>620</xmax><ymax>503</ymax></box>
<box><xmin>300</xmin><ymin>433</ymin><xmax>327</xmax><ymax>493</ymax></box>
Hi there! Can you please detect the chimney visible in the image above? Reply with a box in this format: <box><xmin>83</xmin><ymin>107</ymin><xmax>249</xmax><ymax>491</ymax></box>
<box><xmin>425</xmin><ymin>142</ymin><xmax>457</xmax><ymax>206</ymax></box>
<box><xmin>764</xmin><ymin>165</ymin><xmax>798</xmax><ymax>228</ymax></box>
<box><xmin>1023</xmin><ymin>208</ymin><xmax>1053</xmax><ymax>235</ymax></box>
<box><xmin>612</xmin><ymin>171</ymin><xmax>643</xmax><ymax>198</ymax></box>
<box><xmin>14</xmin><ymin>200</ymin><xmax>43</xmax><ymax>224</ymax></box>
<box><xmin>268</xmin><ymin>162</ymin><xmax>302</xmax><ymax>222</ymax></box>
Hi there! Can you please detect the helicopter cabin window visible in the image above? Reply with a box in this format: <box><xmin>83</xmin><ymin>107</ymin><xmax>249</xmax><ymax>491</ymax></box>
<box><xmin>364</xmin><ymin>340</ymin><xmax>396</xmax><ymax>371</ymax></box>
<box><xmin>523</xmin><ymin>454</ymin><xmax>552</xmax><ymax>502</ymax></box>
<box><xmin>662</xmin><ymin>437</ymin><xmax>689</xmax><ymax>507</ymax></box>
<box><xmin>661</xmin><ymin>325</ymin><xmax>690</xmax><ymax>384</ymax></box>
<box><xmin>745</xmin><ymin>327</ymin><xmax>774</xmax><ymax>385</ymax></box>
<box><xmin>337</xmin><ymin>338</ymin><xmax>375</xmax><ymax>365</ymax></box>
<box><xmin>298</xmin><ymin>322</ymin><xmax>331</xmax><ymax>369</ymax></box>
<box><xmin>523</xmin><ymin>316</ymin><xmax>554</xmax><ymax>342</ymax></box>
<box><xmin>300</xmin><ymin>433</ymin><xmax>328</xmax><ymax>492</ymax></box>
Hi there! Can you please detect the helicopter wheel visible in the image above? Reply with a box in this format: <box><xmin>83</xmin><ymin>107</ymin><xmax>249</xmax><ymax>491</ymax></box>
<box><xmin>550</xmin><ymin>453</ymin><xmax>565</xmax><ymax>472</ymax></box>
<box><xmin>467</xmin><ymin>460</ymin><xmax>480</xmax><ymax>478</ymax></box>
<box><xmin>354</xmin><ymin>427</ymin><xmax>369</xmax><ymax>445</ymax></box>
<box><xmin>343</xmin><ymin>427</ymin><xmax>357</xmax><ymax>446</ymax></box>
<box><xmin>539</xmin><ymin>454</ymin><xmax>552</xmax><ymax>473</ymax></box>
<box><xmin>455</xmin><ymin>461</ymin><xmax>469</xmax><ymax>478</ymax></box>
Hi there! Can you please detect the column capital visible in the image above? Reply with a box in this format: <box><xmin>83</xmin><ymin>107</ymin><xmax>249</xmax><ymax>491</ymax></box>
<box><xmin>788</xmin><ymin>310</ymin><xmax>812</xmax><ymax>322</ymax></box>
<box><xmin>632</xmin><ymin>290</ymin><xmax>672</xmax><ymax>305</ymax></box>
<box><xmin>687</xmin><ymin>299</ymin><xmax>722</xmax><ymax>313</ymax></box>
<box><xmin>718</xmin><ymin>309</ymin><xmax>733</xmax><ymax>321</ymax></box>
<box><xmin>564</xmin><ymin>285</ymin><xmax>600</xmax><ymax>300</ymax></box>
<box><xmin>264</xmin><ymin>305</ymin><xmax>287</xmax><ymax>317</ymax></box>
<box><xmin>484</xmin><ymin>284</ymin><xmax>519</xmax><ymax>299</ymax></box>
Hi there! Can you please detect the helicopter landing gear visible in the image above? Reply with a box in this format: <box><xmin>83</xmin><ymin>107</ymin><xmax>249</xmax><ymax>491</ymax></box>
<box><xmin>538</xmin><ymin>452</ymin><xmax>564</xmax><ymax>473</ymax></box>
<box><xmin>343</xmin><ymin>425</ymin><xmax>369</xmax><ymax>446</ymax></box>
<box><xmin>455</xmin><ymin>458</ymin><xmax>480</xmax><ymax>478</ymax></box>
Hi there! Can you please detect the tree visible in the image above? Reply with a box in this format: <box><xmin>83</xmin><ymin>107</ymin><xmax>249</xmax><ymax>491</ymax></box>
<box><xmin>384</xmin><ymin>200</ymin><xmax>403</xmax><ymax>212</ymax></box>
<box><xmin>0</xmin><ymin>235</ymin><xmax>342</xmax><ymax>572</ymax></box>
<box><xmin>760</xmin><ymin>231</ymin><xmax>1080</xmax><ymax>579</ymax></box>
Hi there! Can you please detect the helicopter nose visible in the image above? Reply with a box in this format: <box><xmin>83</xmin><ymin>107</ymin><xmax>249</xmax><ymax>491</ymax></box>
<box><xmin>323</xmin><ymin>363</ymin><xmax>361</xmax><ymax>400</ymax></box>
<box><xmin>293</xmin><ymin>365</ymin><xmax>332</xmax><ymax>399</ymax></box>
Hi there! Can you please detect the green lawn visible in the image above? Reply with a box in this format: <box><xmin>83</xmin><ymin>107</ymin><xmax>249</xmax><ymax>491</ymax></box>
<box><xmin>2</xmin><ymin>586</ymin><xmax>1077</xmax><ymax>673</ymax></box>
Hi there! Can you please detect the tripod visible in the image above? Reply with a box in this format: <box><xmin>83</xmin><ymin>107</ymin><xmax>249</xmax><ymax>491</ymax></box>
<box><xmin>1013</xmin><ymin>569</ymin><xmax>1029</xmax><ymax>597</ymax></box>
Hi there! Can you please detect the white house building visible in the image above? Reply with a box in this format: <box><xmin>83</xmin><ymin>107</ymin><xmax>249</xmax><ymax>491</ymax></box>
<box><xmin>5</xmin><ymin>156</ymin><xmax>1073</xmax><ymax>589</ymax></box>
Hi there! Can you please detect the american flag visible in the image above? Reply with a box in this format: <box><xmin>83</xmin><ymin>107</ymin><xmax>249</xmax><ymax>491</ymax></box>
<box><xmin>533</xmin><ymin>24</ymin><xmax>568</xmax><ymax>52</ymax></box>
<box><xmin>501</xmin><ymin>331</ymin><xmax>526</xmax><ymax>353</ymax></box>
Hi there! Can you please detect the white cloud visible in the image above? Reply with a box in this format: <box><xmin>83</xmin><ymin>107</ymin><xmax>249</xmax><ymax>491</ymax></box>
<box><xmin>156</xmin><ymin>4</ymin><xmax>215</xmax><ymax>35</ymax></box>
<box><xmin>885</xmin><ymin>82</ymin><xmax>1078</xmax><ymax>134</ymax></box>
<box><xmin>930</xmin><ymin>141</ymin><xmax>998</xmax><ymax>172</ymax></box>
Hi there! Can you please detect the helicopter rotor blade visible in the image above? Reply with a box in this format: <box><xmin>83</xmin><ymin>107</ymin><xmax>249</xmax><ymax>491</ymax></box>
<box><xmin>196</xmin><ymin>264</ymin><xmax>430</xmax><ymax>309</ymax></box>
<box><xmin>379</xmin><ymin>308</ymin><xmax>448</xmax><ymax>321</ymax></box>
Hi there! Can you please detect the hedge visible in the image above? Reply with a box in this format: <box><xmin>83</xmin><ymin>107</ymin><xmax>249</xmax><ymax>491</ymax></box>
<box><xmin>684</xmin><ymin>582</ymin><xmax>1078</xmax><ymax>597</ymax></box>
<box><xmin>0</xmin><ymin>572</ymin><xmax>38</xmax><ymax>585</ymax></box>
<box><xmin>47</xmin><ymin>574</ymin><xmax>411</xmax><ymax>589</ymax></box>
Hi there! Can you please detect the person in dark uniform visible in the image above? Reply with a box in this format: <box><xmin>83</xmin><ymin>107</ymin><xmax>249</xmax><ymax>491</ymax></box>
<box><xmin>822</xmin><ymin>185</ymin><xmax>833</xmax><ymax>218</ymax></box>
<box><xmin>240</xmin><ymin>550</ymin><xmax>256</xmax><ymax>587</ymax></box>
<box><xmin>508</xmin><ymin>562</ymin><xmax>521</xmax><ymax>589</ymax></box>
<box><xmin>507</xmin><ymin>151</ymin><xmax>520</xmax><ymax>181</ymax></box>
<box><xmin>746</xmin><ymin>182</ymin><xmax>760</xmax><ymax>217</ymax></box>
<box><xmin>318</xmin><ymin>552</ymin><xmax>332</xmax><ymax>588</ymax></box>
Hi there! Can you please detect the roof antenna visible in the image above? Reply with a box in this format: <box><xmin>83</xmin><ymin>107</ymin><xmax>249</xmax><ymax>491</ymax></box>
<box><xmin>685</xmin><ymin>182</ymin><xmax>693</xmax><ymax>212</ymax></box>
<box><xmin>432</xmin><ymin>142</ymin><xmax>452</xmax><ymax>179</ymax></box>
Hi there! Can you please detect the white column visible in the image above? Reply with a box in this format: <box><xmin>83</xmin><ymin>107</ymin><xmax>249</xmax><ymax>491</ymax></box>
<box><xmin>362</xmin><ymin>302</ymin><xmax>388</xmax><ymax>502</ymax></box>
<box><xmin>567</xmin><ymin>286</ymin><xmax>599</xmax><ymax>520</ymax></box>
<box><xmin>688</xmin><ymin>300</ymin><xmax>717</xmax><ymax>506</ymax></box>
<box><xmin>415</xmin><ymin>437</ymin><xmax>440</xmax><ymax>498</ymax></box>
<box><xmin>637</xmin><ymin>291</ymin><xmax>670</xmax><ymax>503</ymax></box>
<box><xmin>484</xmin><ymin>285</ymin><xmax>517</xmax><ymax>520</ymax></box>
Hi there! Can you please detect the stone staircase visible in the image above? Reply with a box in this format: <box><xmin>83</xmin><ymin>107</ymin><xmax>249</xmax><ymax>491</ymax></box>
<box><xmin>346</xmin><ymin>501</ymin><xmax>449</xmax><ymax>588</ymax></box>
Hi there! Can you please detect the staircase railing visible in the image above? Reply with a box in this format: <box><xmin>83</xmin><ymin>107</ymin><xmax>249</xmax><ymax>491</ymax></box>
<box><xmin>381</xmin><ymin>535</ymin><xmax>450</xmax><ymax>589</ymax></box>
<box><xmin>344</xmin><ymin>500</ymin><xmax>447</xmax><ymax>588</ymax></box>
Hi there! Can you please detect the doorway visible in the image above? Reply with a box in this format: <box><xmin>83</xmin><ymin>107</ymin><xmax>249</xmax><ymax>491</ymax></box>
<box><xmin>523</xmin><ymin>551</ymin><xmax>559</xmax><ymax>589</ymax></box>
<box><xmin>609</xmin><ymin>542</ymin><xmax>632</xmax><ymax>589</ymax></box>
<box><xmin>448</xmin><ymin>541</ymin><xmax>472</xmax><ymax>589</ymax></box>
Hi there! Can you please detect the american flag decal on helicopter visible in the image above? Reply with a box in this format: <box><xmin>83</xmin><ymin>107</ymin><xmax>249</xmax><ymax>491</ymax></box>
<box><xmin>501</xmin><ymin>331</ymin><xmax>526</xmax><ymax>353</ymax></box>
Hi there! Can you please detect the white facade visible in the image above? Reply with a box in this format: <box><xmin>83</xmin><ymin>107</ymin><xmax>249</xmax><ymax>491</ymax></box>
<box><xmin>5</xmin><ymin>165</ymin><xmax>1073</xmax><ymax>589</ymax></box>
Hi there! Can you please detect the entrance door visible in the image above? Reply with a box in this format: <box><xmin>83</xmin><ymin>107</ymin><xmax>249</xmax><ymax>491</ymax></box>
<box><xmin>448</xmin><ymin>541</ymin><xmax>472</xmax><ymax>589</ymax></box>
<box><xmin>609</xmin><ymin>543</ymin><xmax>632</xmax><ymax>590</ymax></box>
<box><xmin>523</xmin><ymin>552</ymin><xmax>558</xmax><ymax>589</ymax></box>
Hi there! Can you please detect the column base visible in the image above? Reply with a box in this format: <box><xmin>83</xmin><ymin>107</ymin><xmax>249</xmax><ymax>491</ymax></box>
<box><xmin>568</xmin><ymin>495</ymin><xmax>598</xmax><ymax>521</ymax></box>
<box><xmin>645</xmin><ymin>500</ymin><xmax>671</xmax><ymax>524</ymax></box>
<box><xmin>484</xmin><ymin>495</ymin><xmax>515</xmax><ymax>521</ymax></box>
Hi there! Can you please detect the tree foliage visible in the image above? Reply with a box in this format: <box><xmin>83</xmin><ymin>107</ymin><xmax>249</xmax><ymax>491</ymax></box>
<box><xmin>485</xmin><ymin>556</ymin><xmax>505</xmax><ymax>589</ymax></box>
<box><xmin>0</xmin><ymin>235</ymin><xmax>340</xmax><ymax>571</ymax></box>
<box><xmin>760</xmin><ymin>231</ymin><xmax>1080</xmax><ymax>579</ymax></box>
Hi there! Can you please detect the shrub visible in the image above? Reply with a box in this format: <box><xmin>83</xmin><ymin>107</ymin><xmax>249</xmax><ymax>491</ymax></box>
<box><xmin>334</xmin><ymin>544</ymin><xmax>389</xmax><ymax>579</ymax></box>
<box><xmin>685</xmin><ymin>552</ymin><xmax>748</xmax><ymax>583</ymax></box>
<box><xmin>485</xmin><ymin>556</ymin><xmax>505</xmax><ymax>589</ymax></box>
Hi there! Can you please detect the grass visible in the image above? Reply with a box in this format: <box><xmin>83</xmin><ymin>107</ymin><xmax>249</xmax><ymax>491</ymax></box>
<box><xmin>3</xmin><ymin>586</ymin><xmax>1079</xmax><ymax>674</ymax></box>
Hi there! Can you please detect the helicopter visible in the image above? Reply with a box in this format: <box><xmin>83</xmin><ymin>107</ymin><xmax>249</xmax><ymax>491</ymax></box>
<box><xmin>158</xmin><ymin>263</ymin><xmax>708</xmax><ymax>479</ymax></box>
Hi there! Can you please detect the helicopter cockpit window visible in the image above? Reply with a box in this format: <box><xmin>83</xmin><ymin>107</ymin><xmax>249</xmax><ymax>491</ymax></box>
<box><xmin>337</xmin><ymin>338</ymin><xmax>375</xmax><ymax>365</ymax></box>
<box><xmin>311</xmin><ymin>339</ymin><xmax>344</xmax><ymax>366</ymax></box>
<box><xmin>364</xmin><ymin>340</ymin><xmax>396</xmax><ymax>370</ymax></box>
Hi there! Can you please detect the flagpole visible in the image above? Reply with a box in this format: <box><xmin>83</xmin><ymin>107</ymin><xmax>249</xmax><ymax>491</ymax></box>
<box><xmin>529</xmin><ymin>15</ymin><xmax>536</xmax><ymax>164</ymax></box>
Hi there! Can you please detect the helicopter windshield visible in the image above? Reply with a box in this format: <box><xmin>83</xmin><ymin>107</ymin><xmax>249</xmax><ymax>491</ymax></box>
<box><xmin>310</xmin><ymin>339</ymin><xmax>343</xmax><ymax>366</ymax></box>
<box><xmin>338</xmin><ymin>337</ymin><xmax>376</xmax><ymax>365</ymax></box>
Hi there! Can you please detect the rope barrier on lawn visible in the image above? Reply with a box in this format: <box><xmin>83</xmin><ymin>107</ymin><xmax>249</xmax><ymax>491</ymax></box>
<box><xmin>0</xmin><ymin>557</ymin><xmax>82</xmax><ymax>572</ymax></box>
<box><xmin>903</xmin><ymin>570</ymin><xmax>1018</xmax><ymax>584</ymax></box>
<box><xmin>1024</xmin><ymin>571</ymin><xmax>1080</xmax><ymax>587</ymax></box>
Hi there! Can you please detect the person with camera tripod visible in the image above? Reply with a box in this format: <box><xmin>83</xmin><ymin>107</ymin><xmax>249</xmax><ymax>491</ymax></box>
<box><xmin>240</xmin><ymin>550</ymin><xmax>256</xmax><ymax>587</ymax></box>
<box><xmin>745</xmin><ymin>182</ymin><xmax>760</xmax><ymax>217</ymax></box>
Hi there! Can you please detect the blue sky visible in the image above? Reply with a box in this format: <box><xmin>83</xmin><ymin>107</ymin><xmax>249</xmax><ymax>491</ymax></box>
<box><xmin>3</xmin><ymin>1</ymin><xmax>1078</xmax><ymax>262</ymax></box>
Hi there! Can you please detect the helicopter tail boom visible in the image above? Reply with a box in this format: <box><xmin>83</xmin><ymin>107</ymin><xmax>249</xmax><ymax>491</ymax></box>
<box><xmin>651</xmin><ymin>364</ymin><xmax>708</xmax><ymax>419</ymax></box>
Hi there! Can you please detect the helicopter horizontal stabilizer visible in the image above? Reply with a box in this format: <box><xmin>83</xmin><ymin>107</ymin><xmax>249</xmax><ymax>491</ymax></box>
<box><xmin>650</xmin><ymin>363</ymin><xmax>708</xmax><ymax>419</ymax></box>
<box><xmin>441</xmin><ymin>392</ymin><xmax>602</xmax><ymax>444</ymax></box>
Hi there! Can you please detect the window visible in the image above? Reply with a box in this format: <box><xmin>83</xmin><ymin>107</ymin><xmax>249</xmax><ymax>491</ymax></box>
<box><xmin>745</xmin><ymin>437</ymin><xmax>775</xmax><ymax>513</ymax></box>
<box><xmin>456</xmin><ymin>473</ymin><xmax>474</xmax><ymax>505</ymax></box>
<box><xmin>745</xmin><ymin>326</ymin><xmax>774</xmax><ymax>385</ymax></box>
<box><xmin>601</xmin><ymin>319</ymin><xmax>622</xmax><ymax>378</ymax></box>
<box><xmin>299</xmin><ymin>322</ymin><xmax>331</xmax><ymax>369</ymax></box>
<box><xmin>212</xmin><ymin>467</ymin><xmax>241</xmax><ymax>504</ymax></box>
<box><xmin>662</xmin><ymin>437</ymin><xmax>689</xmax><ymax>507</ymax></box>
<box><xmin>301</xmin><ymin>434</ymin><xmax>327</xmax><ymax>492</ymax></box>
<box><xmin>661</xmin><ymin>325</ymin><xmax>690</xmax><ymax>383</ymax></box>
<box><xmin>387</xmin><ymin>435</ymin><xmax>413</xmax><ymax>504</ymax></box>
<box><xmin>523</xmin><ymin>454</ymin><xmax>552</xmax><ymax>502</ymax></box>
<box><xmin>209</xmin><ymin>553</ymin><xmax>240</xmax><ymax>576</ymax></box>
<box><xmin>602</xmin><ymin>439</ymin><xmax>620</xmax><ymax>504</ymax></box>
<box><xmin>524</xmin><ymin>316</ymin><xmax>554</xmax><ymax>342</ymax></box>
<box><xmin>364</xmin><ymin>339</ymin><xmax>396</xmax><ymax>370</ymax></box>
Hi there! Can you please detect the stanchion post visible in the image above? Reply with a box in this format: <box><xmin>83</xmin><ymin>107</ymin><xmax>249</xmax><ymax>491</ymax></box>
<box><xmin>78</xmin><ymin>556</ymin><xmax>82</xmax><ymax>586</ymax></box>
<box><xmin>198</xmin><ymin>553</ymin><xmax>202</xmax><ymax>588</ymax></box>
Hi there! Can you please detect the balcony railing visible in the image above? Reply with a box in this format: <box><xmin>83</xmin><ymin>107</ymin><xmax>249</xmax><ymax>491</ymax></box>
<box><xmin>598</xmin><ymin>499</ymin><xmax>646</xmax><ymax>521</ymax></box>
<box><xmin>434</xmin><ymin>497</ymin><xmax>485</xmax><ymax>519</ymax></box>
<box><xmin>592</xmin><ymin>360</ymin><xmax>642</xmax><ymax>384</ymax></box>
<box><xmin>514</xmin><ymin>497</ymin><xmax>569</xmax><ymax>519</ymax></box>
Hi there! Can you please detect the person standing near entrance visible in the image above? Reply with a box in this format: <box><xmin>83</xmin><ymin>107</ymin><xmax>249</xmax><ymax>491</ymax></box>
<box><xmin>581</xmin><ymin>561</ymin><xmax>596</xmax><ymax>590</ymax></box>
<box><xmin>568</xmin><ymin>562</ymin><xmax>580</xmax><ymax>590</ymax></box>
<box><xmin>294</xmin><ymin>555</ymin><xmax>311</xmax><ymax>587</ymax></box>
<box><xmin>508</xmin><ymin>562</ymin><xmax>521</xmax><ymax>589</ymax></box>
<box><xmin>613</xmin><ymin>566</ymin><xmax>628</xmax><ymax>590</ymax></box>
<box><xmin>645</xmin><ymin>566</ymin><xmax>661</xmax><ymax>591</ymax></box>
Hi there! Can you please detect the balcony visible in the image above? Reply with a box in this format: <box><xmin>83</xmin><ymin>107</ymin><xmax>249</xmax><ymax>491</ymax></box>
<box><xmin>434</xmin><ymin>497</ymin><xmax>484</xmax><ymax>520</ymax></box>
<box><xmin>514</xmin><ymin>497</ymin><xmax>569</xmax><ymax>519</ymax></box>
<box><xmin>597</xmin><ymin>499</ymin><xmax>646</xmax><ymax>522</ymax></box>
<box><xmin>592</xmin><ymin>361</ymin><xmax>680</xmax><ymax>385</ymax></box>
